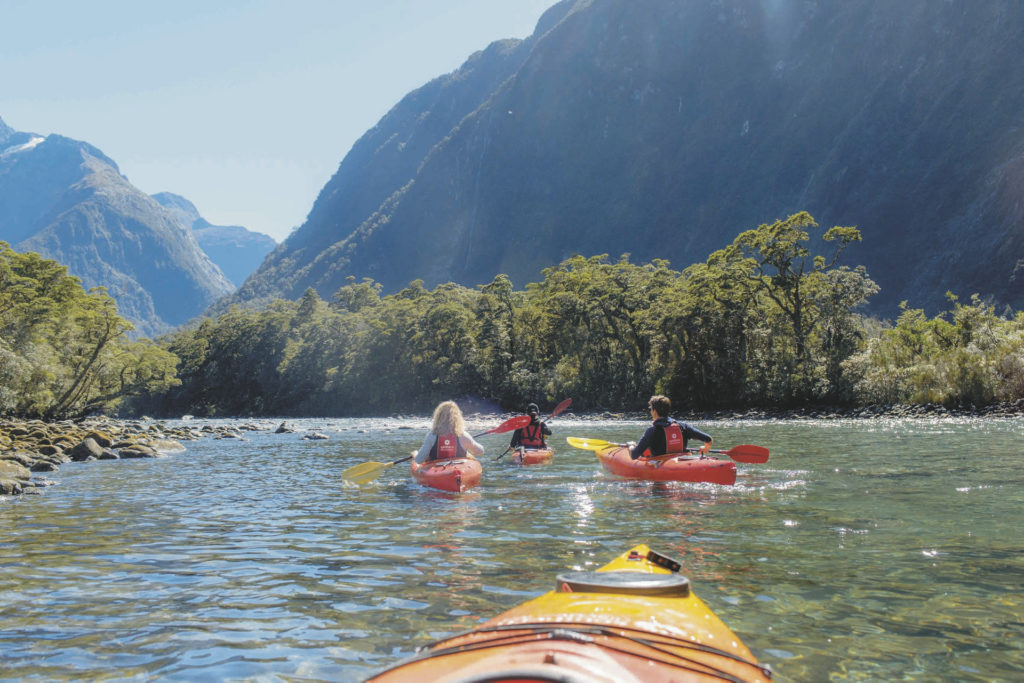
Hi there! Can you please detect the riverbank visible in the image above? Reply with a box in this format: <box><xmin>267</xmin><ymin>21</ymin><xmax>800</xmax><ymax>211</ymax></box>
<box><xmin>576</xmin><ymin>399</ymin><xmax>1024</xmax><ymax>422</ymax></box>
<box><xmin>0</xmin><ymin>417</ymin><xmax>271</xmax><ymax>496</ymax></box>
<box><xmin>4</xmin><ymin>400</ymin><xmax>1021</xmax><ymax>496</ymax></box>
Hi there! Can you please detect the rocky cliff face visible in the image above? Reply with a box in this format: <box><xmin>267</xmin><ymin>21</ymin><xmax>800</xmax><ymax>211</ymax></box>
<box><xmin>152</xmin><ymin>192</ymin><xmax>276</xmax><ymax>288</ymax></box>
<box><xmin>0</xmin><ymin>120</ymin><xmax>233</xmax><ymax>337</ymax></box>
<box><xmin>231</xmin><ymin>0</ymin><xmax>1024</xmax><ymax>314</ymax></box>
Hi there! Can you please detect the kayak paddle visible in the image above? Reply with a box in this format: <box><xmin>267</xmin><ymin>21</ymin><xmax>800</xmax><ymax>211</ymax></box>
<box><xmin>543</xmin><ymin>398</ymin><xmax>573</xmax><ymax>423</ymax></box>
<box><xmin>473</xmin><ymin>415</ymin><xmax>531</xmax><ymax>438</ymax></box>
<box><xmin>494</xmin><ymin>445</ymin><xmax>515</xmax><ymax>462</ymax></box>
<box><xmin>342</xmin><ymin>454</ymin><xmax>414</xmax><ymax>485</ymax></box>
<box><xmin>566</xmin><ymin>436</ymin><xmax>625</xmax><ymax>451</ymax></box>
<box><xmin>687</xmin><ymin>444</ymin><xmax>770</xmax><ymax>463</ymax></box>
<box><xmin>568</xmin><ymin>437</ymin><xmax>769</xmax><ymax>463</ymax></box>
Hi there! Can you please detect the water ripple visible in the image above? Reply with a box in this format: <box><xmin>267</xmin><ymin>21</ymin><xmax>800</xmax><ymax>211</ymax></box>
<box><xmin>2</xmin><ymin>417</ymin><xmax>1023</xmax><ymax>679</ymax></box>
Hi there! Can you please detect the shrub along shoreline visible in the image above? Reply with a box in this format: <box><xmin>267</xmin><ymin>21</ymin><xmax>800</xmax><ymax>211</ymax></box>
<box><xmin>6</xmin><ymin>215</ymin><xmax>1023</xmax><ymax>425</ymax></box>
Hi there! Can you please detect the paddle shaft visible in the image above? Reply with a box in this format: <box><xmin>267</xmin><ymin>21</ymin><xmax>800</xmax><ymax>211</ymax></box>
<box><xmin>341</xmin><ymin>454</ymin><xmax>415</xmax><ymax>485</ymax></box>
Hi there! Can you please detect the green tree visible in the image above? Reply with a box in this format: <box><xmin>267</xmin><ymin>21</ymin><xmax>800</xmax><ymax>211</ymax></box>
<box><xmin>0</xmin><ymin>242</ymin><xmax>179</xmax><ymax>419</ymax></box>
<box><xmin>715</xmin><ymin>212</ymin><xmax>866</xmax><ymax>402</ymax></box>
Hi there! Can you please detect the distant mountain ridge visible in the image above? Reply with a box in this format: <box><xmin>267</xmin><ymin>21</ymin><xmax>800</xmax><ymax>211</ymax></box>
<box><xmin>152</xmin><ymin>192</ymin><xmax>276</xmax><ymax>287</ymax></box>
<box><xmin>231</xmin><ymin>0</ymin><xmax>1024</xmax><ymax>314</ymax></box>
<box><xmin>0</xmin><ymin>117</ymin><xmax>234</xmax><ymax>337</ymax></box>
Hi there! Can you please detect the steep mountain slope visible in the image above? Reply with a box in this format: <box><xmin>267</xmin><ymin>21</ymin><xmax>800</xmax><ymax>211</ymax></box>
<box><xmin>152</xmin><ymin>192</ymin><xmax>276</xmax><ymax>287</ymax></box>
<box><xmin>241</xmin><ymin>0</ymin><xmax>1024</xmax><ymax>313</ymax></box>
<box><xmin>0</xmin><ymin>119</ymin><xmax>233</xmax><ymax>336</ymax></box>
<box><xmin>228</xmin><ymin>4</ymin><xmax>567</xmax><ymax>307</ymax></box>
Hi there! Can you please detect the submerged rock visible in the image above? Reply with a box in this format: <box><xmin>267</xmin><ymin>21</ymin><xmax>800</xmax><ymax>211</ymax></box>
<box><xmin>303</xmin><ymin>432</ymin><xmax>329</xmax><ymax>440</ymax></box>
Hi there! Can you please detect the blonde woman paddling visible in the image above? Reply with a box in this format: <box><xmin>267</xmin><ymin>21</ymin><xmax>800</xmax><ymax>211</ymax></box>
<box><xmin>413</xmin><ymin>400</ymin><xmax>484</xmax><ymax>464</ymax></box>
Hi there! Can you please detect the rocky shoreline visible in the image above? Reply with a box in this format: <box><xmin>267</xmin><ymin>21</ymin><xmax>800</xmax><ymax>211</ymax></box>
<box><xmin>4</xmin><ymin>401</ymin><xmax>1021</xmax><ymax>497</ymax></box>
<box><xmin>0</xmin><ymin>417</ymin><xmax>269</xmax><ymax>496</ymax></box>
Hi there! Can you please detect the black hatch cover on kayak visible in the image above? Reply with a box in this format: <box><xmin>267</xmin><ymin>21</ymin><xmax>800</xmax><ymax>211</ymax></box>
<box><xmin>555</xmin><ymin>571</ymin><xmax>691</xmax><ymax>597</ymax></box>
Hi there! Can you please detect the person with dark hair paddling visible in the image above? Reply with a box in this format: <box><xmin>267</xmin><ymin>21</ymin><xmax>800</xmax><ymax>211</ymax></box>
<box><xmin>629</xmin><ymin>395</ymin><xmax>711</xmax><ymax>460</ymax></box>
<box><xmin>509</xmin><ymin>402</ymin><xmax>552</xmax><ymax>451</ymax></box>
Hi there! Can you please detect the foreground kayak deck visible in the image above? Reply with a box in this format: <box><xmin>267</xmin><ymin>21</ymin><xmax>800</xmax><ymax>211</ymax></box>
<box><xmin>511</xmin><ymin>447</ymin><xmax>554</xmax><ymax>465</ymax></box>
<box><xmin>598</xmin><ymin>446</ymin><xmax>737</xmax><ymax>485</ymax></box>
<box><xmin>367</xmin><ymin>543</ymin><xmax>770</xmax><ymax>682</ymax></box>
<box><xmin>410</xmin><ymin>457</ymin><xmax>482</xmax><ymax>492</ymax></box>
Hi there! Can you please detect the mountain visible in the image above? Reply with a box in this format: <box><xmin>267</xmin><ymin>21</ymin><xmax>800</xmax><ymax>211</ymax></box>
<box><xmin>231</xmin><ymin>0</ymin><xmax>1024</xmax><ymax>315</ymax></box>
<box><xmin>0</xmin><ymin>117</ymin><xmax>233</xmax><ymax>337</ymax></box>
<box><xmin>152</xmin><ymin>192</ymin><xmax>276</xmax><ymax>287</ymax></box>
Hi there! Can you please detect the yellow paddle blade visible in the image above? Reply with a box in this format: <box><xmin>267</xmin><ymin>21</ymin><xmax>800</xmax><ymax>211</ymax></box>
<box><xmin>566</xmin><ymin>437</ymin><xmax>623</xmax><ymax>452</ymax></box>
<box><xmin>342</xmin><ymin>461</ymin><xmax>391</xmax><ymax>485</ymax></box>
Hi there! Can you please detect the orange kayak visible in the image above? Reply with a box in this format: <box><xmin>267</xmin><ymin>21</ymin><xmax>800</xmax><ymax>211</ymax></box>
<box><xmin>410</xmin><ymin>457</ymin><xmax>482</xmax><ymax>492</ymax></box>
<box><xmin>512</xmin><ymin>447</ymin><xmax>554</xmax><ymax>465</ymax></box>
<box><xmin>597</xmin><ymin>446</ymin><xmax>737</xmax><ymax>485</ymax></box>
<box><xmin>368</xmin><ymin>543</ymin><xmax>770</xmax><ymax>682</ymax></box>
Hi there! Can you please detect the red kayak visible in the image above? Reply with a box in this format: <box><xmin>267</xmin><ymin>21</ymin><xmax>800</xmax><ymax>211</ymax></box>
<box><xmin>512</xmin><ymin>447</ymin><xmax>554</xmax><ymax>465</ymax></box>
<box><xmin>597</xmin><ymin>446</ymin><xmax>737</xmax><ymax>485</ymax></box>
<box><xmin>410</xmin><ymin>458</ymin><xmax>482</xmax><ymax>492</ymax></box>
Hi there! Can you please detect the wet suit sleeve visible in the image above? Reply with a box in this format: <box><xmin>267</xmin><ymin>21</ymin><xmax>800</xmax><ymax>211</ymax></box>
<box><xmin>509</xmin><ymin>429</ymin><xmax>522</xmax><ymax>448</ymax></box>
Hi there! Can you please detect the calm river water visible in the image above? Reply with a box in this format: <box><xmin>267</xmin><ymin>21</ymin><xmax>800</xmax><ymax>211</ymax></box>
<box><xmin>2</xmin><ymin>416</ymin><xmax>1022</xmax><ymax>681</ymax></box>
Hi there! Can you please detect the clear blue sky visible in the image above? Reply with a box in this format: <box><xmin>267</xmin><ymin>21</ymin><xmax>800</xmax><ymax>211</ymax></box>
<box><xmin>1</xmin><ymin>0</ymin><xmax>557</xmax><ymax>241</ymax></box>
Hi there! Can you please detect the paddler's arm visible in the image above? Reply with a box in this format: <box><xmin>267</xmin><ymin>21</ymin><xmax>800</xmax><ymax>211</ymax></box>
<box><xmin>680</xmin><ymin>422</ymin><xmax>712</xmax><ymax>454</ymax></box>
<box><xmin>461</xmin><ymin>433</ymin><xmax>484</xmax><ymax>458</ymax></box>
<box><xmin>413</xmin><ymin>433</ymin><xmax>434</xmax><ymax>464</ymax></box>
<box><xmin>630</xmin><ymin>425</ymin><xmax>656</xmax><ymax>459</ymax></box>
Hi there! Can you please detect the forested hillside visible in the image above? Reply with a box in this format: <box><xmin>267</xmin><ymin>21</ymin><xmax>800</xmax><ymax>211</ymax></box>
<box><xmin>141</xmin><ymin>215</ymin><xmax>1024</xmax><ymax>417</ymax></box>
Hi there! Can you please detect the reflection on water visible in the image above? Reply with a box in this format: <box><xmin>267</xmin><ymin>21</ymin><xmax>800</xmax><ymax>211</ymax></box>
<box><xmin>2</xmin><ymin>417</ymin><xmax>1023</xmax><ymax>680</ymax></box>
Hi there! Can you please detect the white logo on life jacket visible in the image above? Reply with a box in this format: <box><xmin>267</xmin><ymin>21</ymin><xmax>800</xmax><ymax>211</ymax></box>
<box><xmin>437</xmin><ymin>433</ymin><xmax>458</xmax><ymax>459</ymax></box>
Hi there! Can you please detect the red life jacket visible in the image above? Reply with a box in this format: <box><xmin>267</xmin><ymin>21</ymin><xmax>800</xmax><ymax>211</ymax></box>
<box><xmin>518</xmin><ymin>422</ymin><xmax>546</xmax><ymax>448</ymax></box>
<box><xmin>431</xmin><ymin>433</ymin><xmax>464</xmax><ymax>461</ymax></box>
<box><xmin>662</xmin><ymin>423</ymin><xmax>684</xmax><ymax>455</ymax></box>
